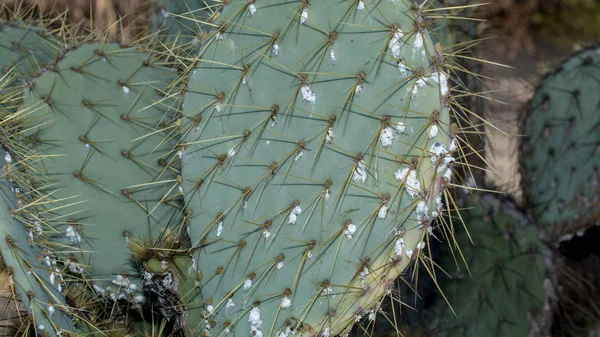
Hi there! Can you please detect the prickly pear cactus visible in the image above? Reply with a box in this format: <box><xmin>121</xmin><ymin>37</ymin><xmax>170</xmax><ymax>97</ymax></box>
<box><xmin>168</xmin><ymin>1</ymin><xmax>465</xmax><ymax>336</ymax></box>
<box><xmin>521</xmin><ymin>45</ymin><xmax>600</xmax><ymax>238</ymax></box>
<box><xmin>431</xmin><ymin>193</ymin><xmax>547</xmax><ymax>337</ymax></box>
<box><xmin>0</xmin><ymin>152</ymin><xmax>75</xmax><ymax>337</ymax></box>
<box><xmin>8</xmin><ymin>41</ymin><xmax>183</xmax><ymax>306</ymax></box>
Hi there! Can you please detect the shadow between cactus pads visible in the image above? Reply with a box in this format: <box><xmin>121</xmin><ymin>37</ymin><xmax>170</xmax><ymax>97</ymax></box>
<box><xmin>142</xmin><ymin>1</ymin><xmax>476</xmax><ymax>336</ymax></box>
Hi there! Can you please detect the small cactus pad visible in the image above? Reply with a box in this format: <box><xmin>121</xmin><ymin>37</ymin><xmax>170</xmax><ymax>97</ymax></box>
<box><xmin>431</xmin><ymin>193</ymin><xmax>547</xmax><ymax>337</ymax></box>
<box><xmin>0</xmin><ymin>152</ymin><xmax>75</xmax><ymax>337</ymax></box>
<box><xmin>176</xmin><ymin>1</ymin><xmax>464</xmax><ymax>336</ymax></box>
<box><xmin>12</xmin><ymin>42</ymin><xmax>182</xmax><ymax>301</ymax></box>
<box><xmin>522</xmin><ymin>45</ymin><xmax>600</xmax><ymax>237</ymax></box>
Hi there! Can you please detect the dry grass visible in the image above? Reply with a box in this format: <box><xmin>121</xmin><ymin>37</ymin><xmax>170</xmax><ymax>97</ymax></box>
<box><xmin>0</xmin><ymin>268</ymin><xmax>22</xmax><ymax>336</ymax></box>
<box><xmin>1</xmin><ymin>0</ymin><xmax>152</xmax><ymax>40</ymax></box>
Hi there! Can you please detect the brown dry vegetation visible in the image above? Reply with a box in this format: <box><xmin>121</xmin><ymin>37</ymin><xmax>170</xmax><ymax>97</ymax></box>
<box><xmin>1</xmin><ymin>0</ymin><xmax>152</xmax><ymax>40</ymax></box>
<box><xmin>0</xmin><ymin>268</ymin><xmax>21</xmax><ymax>335</ymax></box>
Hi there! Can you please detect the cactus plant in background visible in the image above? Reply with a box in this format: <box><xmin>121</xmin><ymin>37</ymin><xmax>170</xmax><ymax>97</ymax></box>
<box><xmin>428</xmin><ymin>192</ymin><xmax>547</xmax><ymax>337</ymax></box>
<box><xmin>521</xmin><ymin>44</ymin><xmax>600</xmax><ymax>241</ymax></box>
<box><xmin>521</xmin><ymin>44</ymin><xmax>600</xmax><ymax>337</ymax></box>
<box><xmin>133</xmin><ymin>1</ymin><xmax>483</xmax><ymax>336</ymax></box>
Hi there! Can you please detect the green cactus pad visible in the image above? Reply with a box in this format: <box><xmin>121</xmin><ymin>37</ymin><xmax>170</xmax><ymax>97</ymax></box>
<box><xmin>521</xmin><ymin>45</ymin><xmax>600</xmax><ymax>237</ymax></box>
<box><xmin>174</xmin><ymin>1</ymin><xmax>464</xmax><ymax>336</ymax></box>
<box><xmin>431</xmin><ymin>193</ymin><xmax>547</xmax><ymax>337</ymax></box>
<box><xmin>12</xmin><ymin>41</ymin><xmax>182</xmax><ymax>303</ymax></box>
<box><xmin>0</xmin><ymin>153</ymin><xmax>76</xmax><ymax>337</ymax></box>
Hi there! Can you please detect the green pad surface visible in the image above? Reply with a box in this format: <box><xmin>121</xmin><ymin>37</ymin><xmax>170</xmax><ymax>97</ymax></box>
<box><xmin>522</xmin><ymin>45</ymin><xmax>600</xmax><ymax>236</ymax></box>
<box><xmin>432</xmin><ymin>194</ymin><xmax>547</xmax><ymax>337</ymax></box>
<box><xmin>16</xmin><ymin>42</ymin><xmax>181</xmax><ymax>299</ymax></box>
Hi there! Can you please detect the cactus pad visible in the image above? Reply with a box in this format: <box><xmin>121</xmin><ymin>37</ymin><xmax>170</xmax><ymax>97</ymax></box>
<box><xmin>431</xmin><ymin>193</ymin><xmax>547</xmax><ymax>337</ymax></box>
<box><xmin>521</xmin><ymin>45</ymin><xmax>600</xmax><ymax>237</ymax></box>
<box><xmin>172</xmin><ymin>1</ymin><xmax>465</xmax><ymax>336</ymax></box>
<box><xmin>12</xmin><ymin>41</ymin><xmax>182</xmax><ymax>303</ymax></box>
